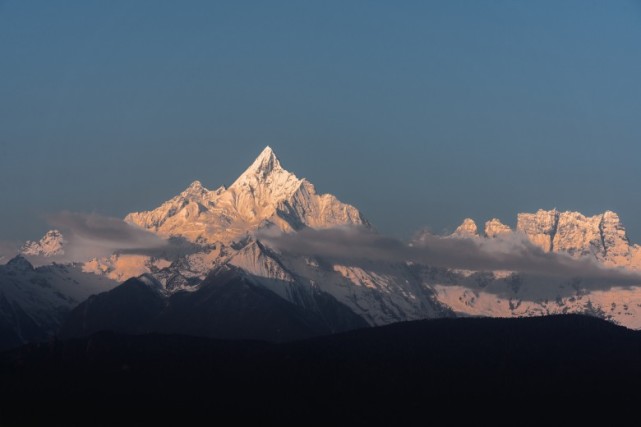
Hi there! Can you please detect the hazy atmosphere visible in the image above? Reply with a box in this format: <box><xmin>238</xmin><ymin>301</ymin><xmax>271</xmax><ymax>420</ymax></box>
<box><xmin>2</xmin><ymin>1</ymin><xmax>641</xmax><ymax>242</ymax></box>
<box><xmin>4</xmin><ymin>4</ymin><xmax>641</xmax><ymax>418</ymax></box>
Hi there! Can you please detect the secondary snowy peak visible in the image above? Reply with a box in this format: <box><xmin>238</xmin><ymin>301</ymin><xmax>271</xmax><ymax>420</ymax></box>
<box><xmin>450</xmin><ymin>218</ymin><xmax>511</xmax><ymax>239</ymax></box>
<box><xmin>484</xmin><ymin>219</ymin><xmax>511</xmax><ymax>238</ymax></box>
<box><xmin>125</xmin><ymin>146</ymin><xmax>367</xmax><ymax>243</ymax></box>
<box><xmin>180</xmin><ymin>180</ymin><xmax>219</xmax><ymax>200</ymax></box>
<box><xmin>21</xmin><ymin>230</ymin><xmax>65</xmax><ymax>257</ymax></box>
<box><xmin>124</xmin><ymin>181</ymin><xmax>224</xmax><ymax>240</ymax></box>
<box><xmin>452</xmin><ymin>219</ymin><xmax>479</xmax><ymax>238</ymax></box>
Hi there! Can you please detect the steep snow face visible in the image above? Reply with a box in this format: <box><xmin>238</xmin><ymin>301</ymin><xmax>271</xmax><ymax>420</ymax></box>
<box><xmin>329</xmin><ymin>262</ymin><xmax>449</xmax><ymax>324</ymax></box>
<box><xmin>224</xmin><ymin>240</ymin><xmax>450</xmax><ymax>325</ymax></box>
<box><xmin>484</xmin><ymin>219</ymin><xmax>511</xmax><ymax>238</ymax></box>
<box><xmin>21</xmin><ymin>230</ymin><xmax>65</xmax><ymax>257</ymax></box>
<box><xmin>125</xmin><ymin>147</ymin><xmax>367</xmax><ymax>243</ymax></box>
<box><xmin>517</xmin><ymin>209</ymin><xmax>559</xmax><ymax>252</ymax></box>
<box><xmin>82</xmin><ymin>254</ymin><xmax>171</xmax><ymax>283</ymax></box>
<box><xmin>452</xmin><ymin>218</ymin><xmax>479</xmax><ymax>238</ymax></box>
<box><xmin>552</xmin><ymin>211</ymin><xmax>605</xmax><ymax>258</ymax></box>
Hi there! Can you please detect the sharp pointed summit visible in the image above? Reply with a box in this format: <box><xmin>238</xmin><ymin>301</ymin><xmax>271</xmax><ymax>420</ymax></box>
<box><xmin>230</xmin><ymin>146</ymin><xmax>297</xmax><ymax>191</ymax></box>
<box><xmin>248</xmin><ymin>146</ymin><xmax>281</xmax><ymax>175</ymax></box>
<box><xmin>230</xmin><ymin>146</ymin><xmax>288</xmax><ymax>190</ymax></box>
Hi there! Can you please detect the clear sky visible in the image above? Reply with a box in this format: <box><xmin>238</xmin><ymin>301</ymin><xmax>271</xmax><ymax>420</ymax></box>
<box><xmin>1</xmin><ymin>1</ymin><xmax>640</xmax><ymax>243</ymax></box>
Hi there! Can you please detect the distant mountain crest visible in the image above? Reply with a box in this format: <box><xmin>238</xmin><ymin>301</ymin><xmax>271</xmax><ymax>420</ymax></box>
<box><xmin>21</xmin><ymin>230</ymin><xmax>65</xmax><ymax>257</ymax></box>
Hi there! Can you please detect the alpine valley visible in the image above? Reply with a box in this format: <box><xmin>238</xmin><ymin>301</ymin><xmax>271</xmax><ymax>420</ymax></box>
<box><xmin>4</xmin><ymin>147</ymin><xmax>641</xmax><ymax>349</ymax></box>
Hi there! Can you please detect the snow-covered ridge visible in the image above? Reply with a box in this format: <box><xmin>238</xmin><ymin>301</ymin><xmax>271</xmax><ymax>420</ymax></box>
<box><xmin>125</xmin><ymin>146</ymin><xmax>368</xmax><ymax>243</ymax></box>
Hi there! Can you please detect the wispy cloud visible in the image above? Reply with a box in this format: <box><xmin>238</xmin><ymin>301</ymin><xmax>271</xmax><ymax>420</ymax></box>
<box><xmin>23</xmin><ymin>212</ymin><xmax>201</xmax><ymax>265</ymax></box>
<box><xmin>47</xmin><ymin>211</ymin><xmax>165</xmax><ymax>251</ymax></box>
<box><xmin>258</xmin><ymin>226</ymin><xmax>641</xmax><ymax>288</ymax></box>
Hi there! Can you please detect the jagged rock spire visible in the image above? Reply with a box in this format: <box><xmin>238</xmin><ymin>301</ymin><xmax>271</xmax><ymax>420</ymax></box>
<box><xmin>452</xmin><ymin>218</ymin><xmax>479</xmax><ymax>238</ymax></box>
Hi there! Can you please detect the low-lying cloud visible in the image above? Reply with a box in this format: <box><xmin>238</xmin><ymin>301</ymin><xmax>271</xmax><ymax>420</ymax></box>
<box><xmin>28</xmin><ymin>212</ymin><xmax>201</xmax><ymax>264</ymax></box>
<box><xmin>258</xmin><ymin>226</ymin><xmax>641</xmax><ymax>288</ymax></box>
<box><xmin>48</xmin><ymin>211</ymin><xmax>166</xmax><ymax>252</ymax></box>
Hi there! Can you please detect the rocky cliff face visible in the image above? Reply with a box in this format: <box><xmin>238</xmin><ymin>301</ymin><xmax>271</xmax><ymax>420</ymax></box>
<box><xmin>516</xmin><ymin>209</ymin><xmax>559</xmax><ymax>252</ymax></box>
<box><xmin>514</xmin><ymin>209</ymin><xmax>641</xmax><ymax>268</ymax></box>
<box><xmin>448</xmin><ymin>209</ymin><xmax>640</xmax><ymax>269</ymax></box>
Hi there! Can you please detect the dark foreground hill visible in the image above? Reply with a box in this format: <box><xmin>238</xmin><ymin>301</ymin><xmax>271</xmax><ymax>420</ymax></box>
<box><xmin>60</xmin><ymin>268</ymin><xmax>369</xmax><ymax>343</ymax></box>
<box><xmin>1</xmin><ymin>314</ymin><xmax>641</xmax><ymax>425</ymax></box>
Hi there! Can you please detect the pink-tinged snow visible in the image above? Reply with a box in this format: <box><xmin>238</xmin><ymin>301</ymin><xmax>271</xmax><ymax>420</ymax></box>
<box><xmin>83</xmin><ymin>254</ymin><xmax>170</xmax><ymax>282</ymax></box>
<box><xmin>434</xmin><ymin>284</ymin><xmax>641</xmax><ymax>329</ymax></box>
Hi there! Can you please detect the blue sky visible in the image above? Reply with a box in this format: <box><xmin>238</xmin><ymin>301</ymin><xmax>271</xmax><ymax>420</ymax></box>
<box><xmin>1</xmin><ymin>1</ymin><xmax>640</xmax><ymax>242</ymax></box>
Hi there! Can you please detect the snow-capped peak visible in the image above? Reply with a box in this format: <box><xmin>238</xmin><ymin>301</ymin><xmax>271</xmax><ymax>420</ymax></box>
<box><xmin>125</xmin><ymin>146</ymin><xmax>367</xmax><ymax>243</ymax></box>
<box><xmin>21</xmin><ymin>230</ymin><xmax>65</xmax><ymax>257</ymax></box>
<box><xmin>228</xmin><ymin>146</ymin><xmax>301</xmax><ymax>204</ymax></box>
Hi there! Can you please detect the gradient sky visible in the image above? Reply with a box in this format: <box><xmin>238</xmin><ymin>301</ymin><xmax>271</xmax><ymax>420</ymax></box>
<box><xmin>1</xmin><ymin>1</ymin><xmax>641</xmax><ymax>243</ymax></box>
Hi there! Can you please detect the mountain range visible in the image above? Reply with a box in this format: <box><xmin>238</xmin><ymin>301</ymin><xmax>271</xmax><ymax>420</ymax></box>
<box><xmin>3</xmin><ymin>146</ymin><xmax>641</xmax><ymax>348</ymax></box>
